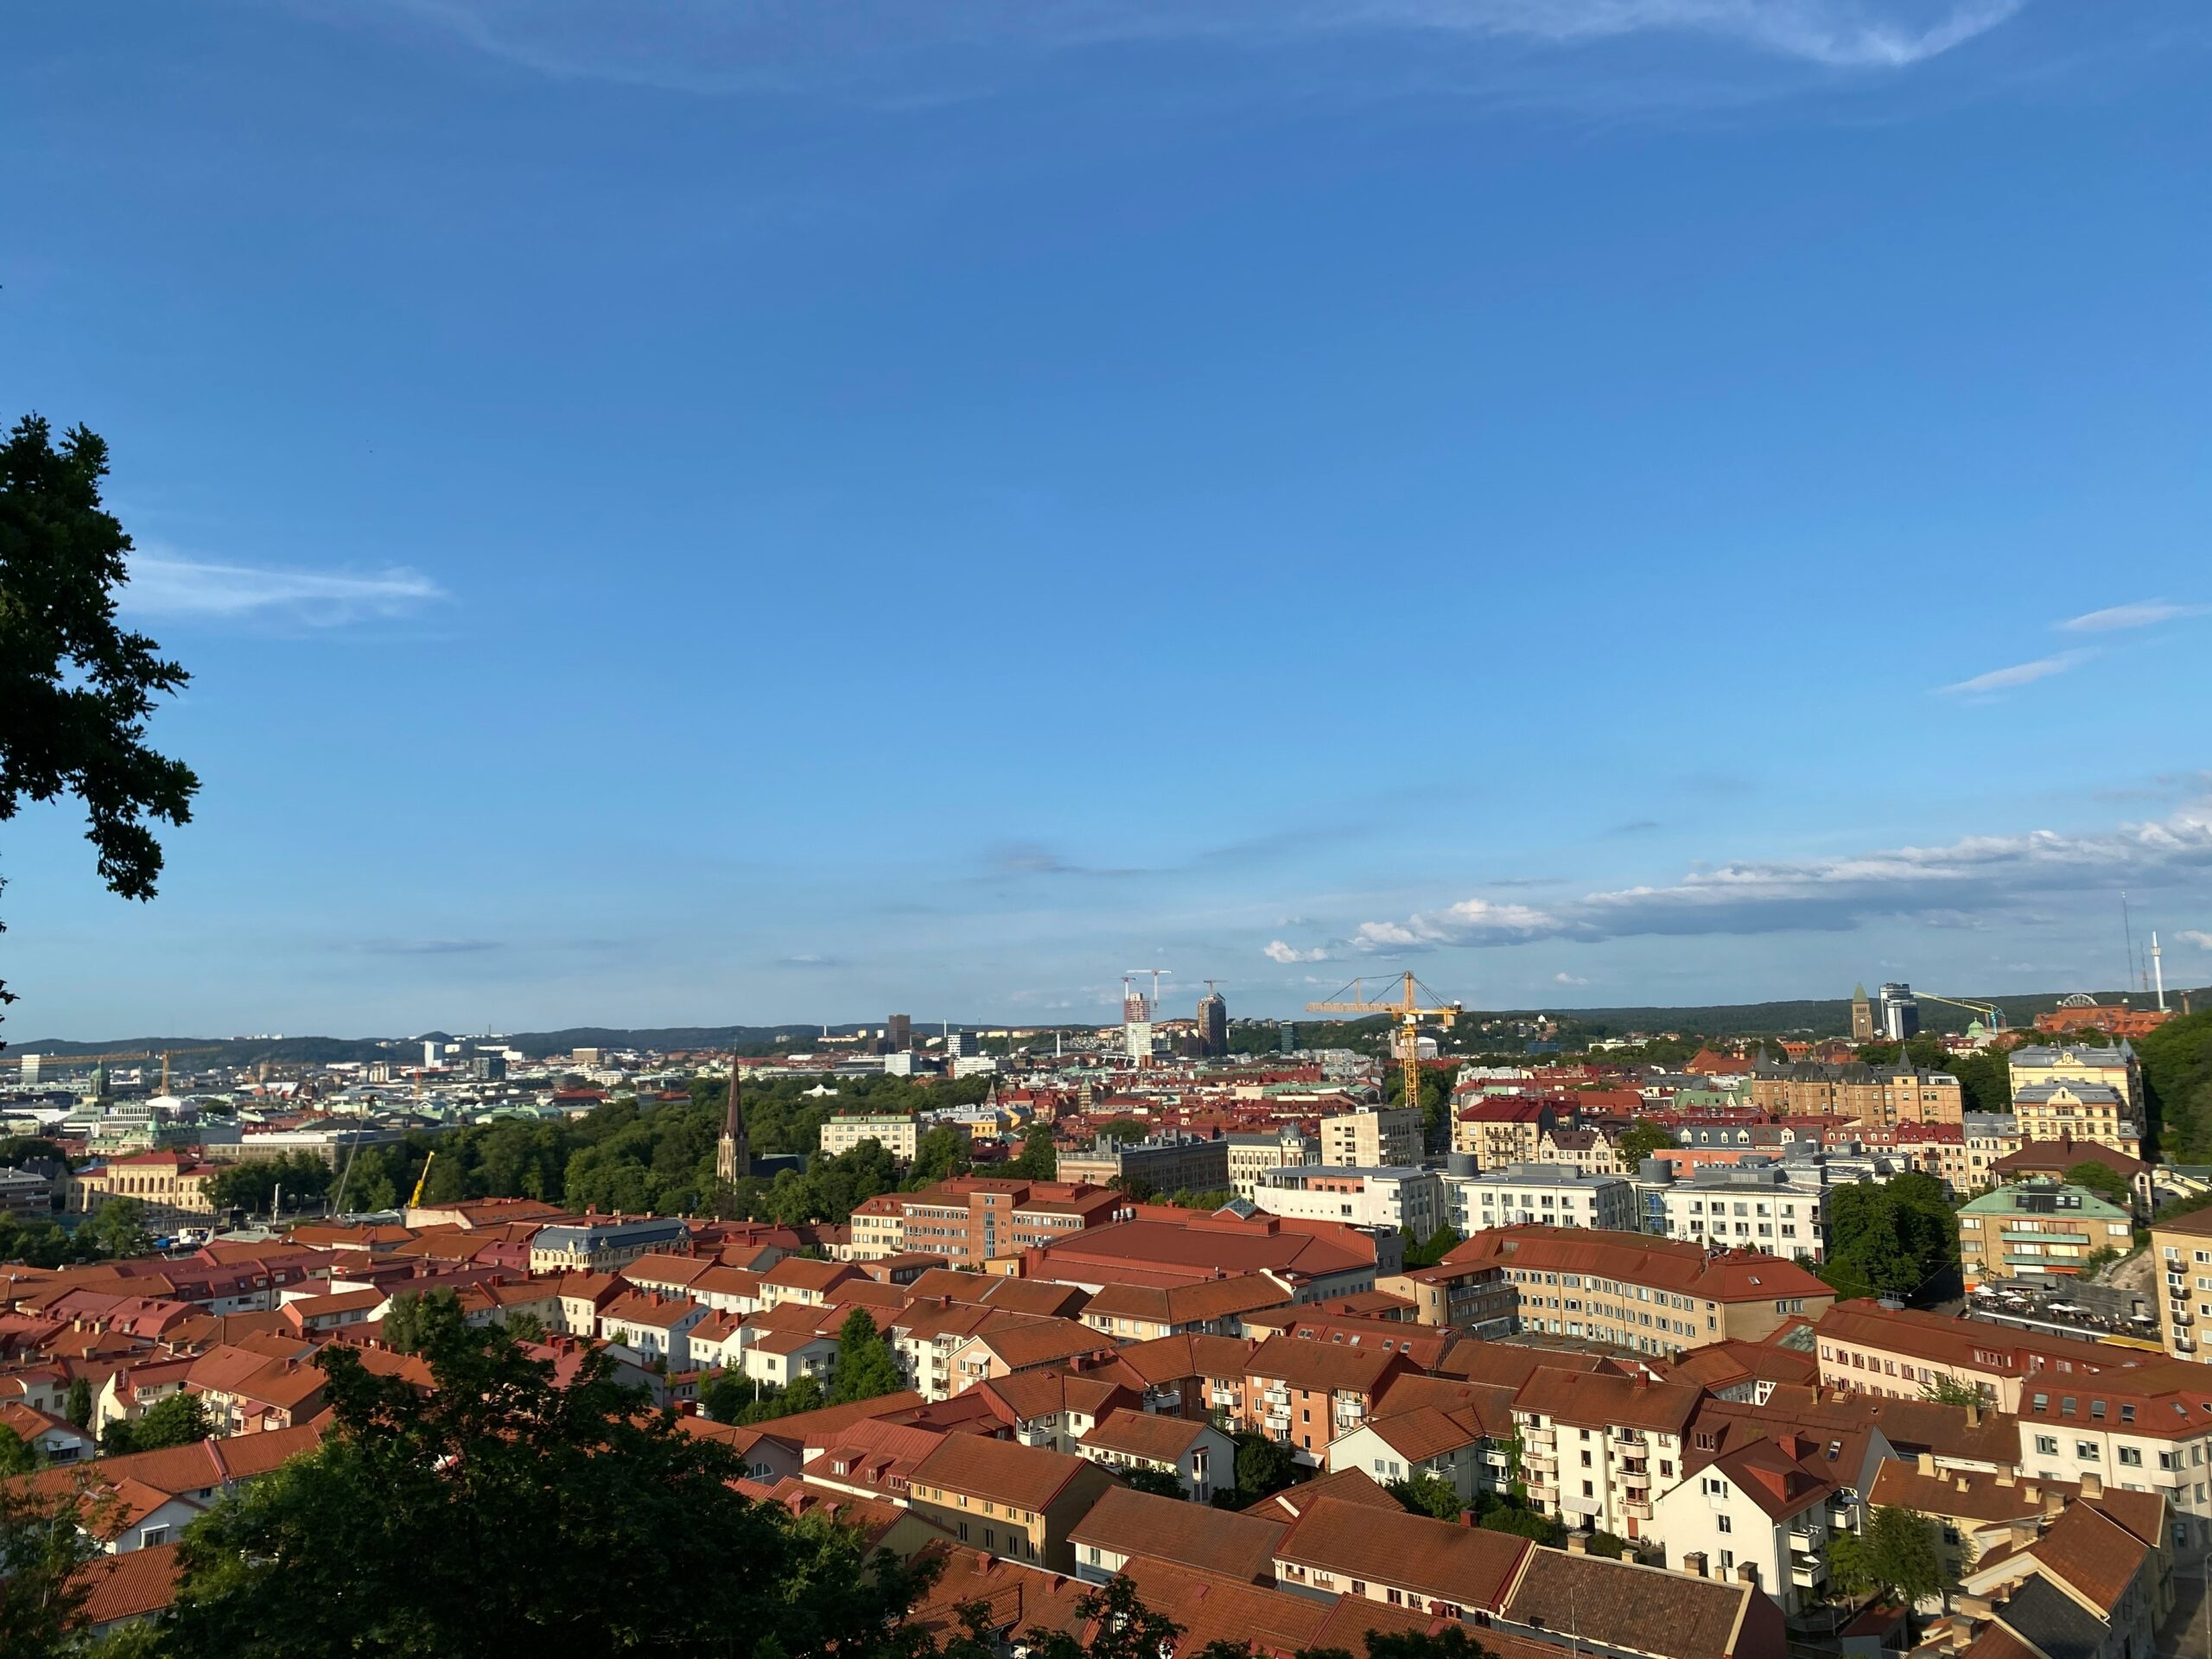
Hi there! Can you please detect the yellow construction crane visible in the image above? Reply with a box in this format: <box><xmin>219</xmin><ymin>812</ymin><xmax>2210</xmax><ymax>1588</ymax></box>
<box><xmin>22</xmin><ymin>1044</ymin><xmax>220</xmax><ymax>1072</ymax></box>
<box><xmin>1919</xmin><ymin>993</ymin><xmax>2007</xmax><ymax>1033</ymax></box>
<box><xmin>1306</xmin><ymin>972</ymin><xmax>1464</xmax><ymax>1116</ymax></box>
<box><xmin>407</xmin><ymin>1152</ymin><xmax>436</xmax><ymax>1209</ymax></box>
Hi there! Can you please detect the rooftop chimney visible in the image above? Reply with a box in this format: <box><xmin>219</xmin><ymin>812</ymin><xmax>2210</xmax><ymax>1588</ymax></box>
<box><xmin>2080</xmin><ymin>1474</ymin><xmax>2103</xmax><ymax>1499</ymax></box>
<box><xmin>1916</xmin><ymin>1452</ymin><xmax>1936</xmax><ymax>1477</ymax></box>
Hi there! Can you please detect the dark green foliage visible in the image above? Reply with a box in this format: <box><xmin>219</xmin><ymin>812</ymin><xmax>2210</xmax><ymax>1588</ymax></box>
<box><xmin>161</xmin><ymin>1324</ymin><xmax>938</xmax><ymax>1659</ymax></box>
<box><xmin>2062</xmin><ymin>1160</ymin><xmax>2131</xmax><ymax>1207</ymax></box>
<box><xmin>699</xmin><ymin>1371</ymin><xmax>759</xmax><ymax>1424</ymax></box>
<box><xmin>100</xmin><ymin>1391</ymin><xmax>213</xmax><ymax>1456</ymax></box>
<box><xmin>0</xmin><ymin>414</ymin><xmax>199</xmax><ymax>1033</ymax></box>
<box><xmin>0</xmin><ymin>1137</ymin><xmax>72</xmax><ymax>1172</ymax></box>
<box><xmin>78</xmin><ymin>1198</ymin><xmax>150</xmax><ymax>1261</ymax></box>
<box><xmin>1614</xmin><ymin>1120</ymin><xmax>1675</xmax><ymax>1167</ymax></box>
<box><xmin>1365</xmin><ymin>1630</ymin><xmax>1497</xmax><ymax>1659</ymax></box>
<box><xmin>1584</xmin><ymin>1530</ymin><xmax>1628</xmax><ymax>1559</ymax></box>
<box><xmin>2140</xmin><ymin>1008</ymin><xmax>2212</xmax><ymax>1162</ymax></box>
<box><xmin>1919</xmin><ymin>1374</ymin><xmax>1987</xmax><ymax>1409</ymax></box>
<box><xmin>1401</xmin><ymin>1224</ymin><xmax>1463</xmax><ymax>1270</ymax></box>
<box><xmin>1024</xmin><ymin>1574</ymin><xmax>1181</xmax><ymax>1659</ymax></box>
<box><xmin>1389</xmin><ymin>1472</ymin><xmax>1465</xmax><ymax>1521</ymax></box>
<box><xmin>1122</xmin><ymin>1465</ymin><xmax>1186</xmax><ymax>1499</ymax></box>
<box><xmin>64</xmin><ymin>1376</ymin><xmax>91</xmax><ymax>1431</ymax></box>
<box><xmin>1944</xmin><ymin>1050</ymin><xmax>2012</xmax><ymax>1116</ymax></box>
<box><xmin>206</xmin><ymin>1153</ymin><xmax>334</xmax><ymax>1216</ymax></box>
<box><xmin>732</xmin><ymin>1373</ymin><xmax>827</xmax><ymax>1425</ymax></box>
<box><xmin>1169</xmin><ymin>1188</ymin><xmax>1238</xmax><ymax>1212</ymax></box>
<box><xmin>1820</xmin><ymin>1171</ymin><xmax>1957</xmax><ymax>1305</ymax></box>
<box><xmin>1007</xmin><ymin>1123</ymin><xmax>1058</xmax><ymax>1179</ymax></box>
<box><xmin>1827</xmin><ymin>1505</ymin><xmax>1944</xmax><ymax>1605</ymax></box>
<box><xmin>830</xmin><ymin>1307</ymin><xmax>906</xmax><ymax>1405</ymax></box>
<box><xmin>501</xmin><ymin>1310</ymin><xmax>548</xmax><ymax>1344</ymax></box>
<box><xmin>1232</xmin><ymin>1433</ymin><xmax>1298</xmax><ymax>1502</ymax></box>
<box><xmin>0</xmin><ymin>1424</ymin><xmax>35</xmax><ymax>1476</ymax></box>
<box><xmin>906</xmin><ymin>1126</ymin><xmax>971</xmax><ymax>1187</ymax></box>
<box><xmin>380</xmin><ymin>1288</ymin><xmax>464</xmax><ymax>1355</ymax></box>
<box><xmin>0</xmin><ymin>1476</ymin><xmax>99</xmax><ymax>1653</ymax></box>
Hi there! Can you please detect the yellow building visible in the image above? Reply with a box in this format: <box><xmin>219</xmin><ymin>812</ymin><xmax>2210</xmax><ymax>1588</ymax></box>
<box><xmin>70</xmin><ymin>1151</ymin><xmax>217</xmax><ymax>1217</ymax></box>
<box><xmin>2008</xmin><ymin>1041</ymin><xmax>2142</xmax><ymax>1109</ymax></box>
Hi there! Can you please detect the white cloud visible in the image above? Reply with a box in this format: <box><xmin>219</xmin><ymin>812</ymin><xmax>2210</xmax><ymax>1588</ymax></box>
<box><xmin>1937</xmin><ymin>651</ymin><xmax>2093</xmax><ymax>697</ymax></box>
<box><xmin>2059</xmin><ymin>600</ymin><xmax>2207</xmax><ymax>633</ymax></box>
<box><xmin>1554</xmin><ymin>971</ymin><xmax>1590</xmax><ymax>986</ymax></box>
<box><xmin>1264</xmin><ymin>939</ymin><xmax>1332</xmax><ymax>963</ymax></box>
<box><xmin>124</xmin><ymin>550</ymin><xmax>445</xmax><ymax>626</ymax></box>
<box><xmin>385</xmin><ymin>0</ymin><xmax>2022</xmax><ymax>99</ymax></box>
<box><xmin>2180</xmin><ymin>931</ymin><xmax>2212</xmax><ymax>951</ymax></box>
<box><xmin>1330</xmin><ymin>802</ymin><xmax>2212</xmax><ymax>951</ymax></box>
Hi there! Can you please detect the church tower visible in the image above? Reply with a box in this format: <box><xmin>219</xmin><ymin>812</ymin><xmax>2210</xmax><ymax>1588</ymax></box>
<box><xmin>715</xmin><ymin>1063</ymin><xmax>749</xmax><ymax>1182</ymax></box>
<box><xmin>1850</xmin><ymin>982</ymin><xmax>1875</xmax><ymax>1043</ymax></box>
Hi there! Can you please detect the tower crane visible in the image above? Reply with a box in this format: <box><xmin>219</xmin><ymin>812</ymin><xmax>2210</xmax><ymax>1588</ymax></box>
<box><xmin>1306</xmin><ymin>972</ymin><xmax>1464</xmax><ymax>1116</ymax></box>
<box><xmin>1126</xmin><ymin>967</ymin><xmax>1173</xmax><ymax>1016</ymax></box>
<box><xmin>1918</xmin><ymin>993</ymin><xmax>2007</xmax><ymax>1034</ymax></box>
<box><xmin>407</xmin><ymin>1152</ymin><xmax>436</xmax><ymax>1210</ymax></box>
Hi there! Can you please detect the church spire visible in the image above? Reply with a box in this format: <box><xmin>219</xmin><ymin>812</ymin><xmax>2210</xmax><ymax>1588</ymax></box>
<box><xmin>715</xmin><ymin>1060</ymin><xmax>749</xmax><ymax>1182</ymax></box>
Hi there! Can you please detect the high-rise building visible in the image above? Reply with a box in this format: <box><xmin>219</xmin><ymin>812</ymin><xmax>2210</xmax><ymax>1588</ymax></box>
<box><xmin>887</xmin><ymin>1014</ymin><xmax>913</xmax><ymax>1052</ymax></box>
<box><xmin>1878</xmin><ymin>983</ymin><xmax>1920</xmax><ymax>1042</ymax></box>
<box><xmin>1196</xmin><ymin>990</ymin><xmax>1229</xmax><ymax>1058</ymax></box>
<box><xmin>944</xmin><ymin>1030</ymin><xmax>979</xmax><ymax>1058</ymax></box>
<box><xmin>1849</xmin><ymin>982</ymin><xmax>1875</xmax><ymax>1043</ymax></box>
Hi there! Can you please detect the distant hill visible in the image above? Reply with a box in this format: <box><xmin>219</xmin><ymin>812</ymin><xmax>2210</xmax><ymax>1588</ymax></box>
<box><xmin>12</xmin><ymin>987</ymin><xmax>2202</xmax><ymax>1068</ymax></box>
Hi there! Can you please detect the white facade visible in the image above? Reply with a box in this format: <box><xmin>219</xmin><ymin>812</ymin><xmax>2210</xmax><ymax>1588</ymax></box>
<box><xmin>1649</xmin><ymin>1166</ymin><xmax>1831</xmax><ymax>1262</ymax></box>
<box><xmin>1445</xmin><ymin>1163</ymin><xmax>1636</xmax><ymax>1235</ymax></box>
<box><xmin>1253</xmin><ymin>1165</ymin><xmax>1444</xmax><ymax>1236</ymax></box>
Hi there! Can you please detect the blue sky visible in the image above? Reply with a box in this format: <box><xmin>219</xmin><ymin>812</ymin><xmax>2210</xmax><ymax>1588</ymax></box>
<box><xmin>3</xmin><ymin>0</ymin><xmax>2209</xmax><ymax>1039</ymax></box>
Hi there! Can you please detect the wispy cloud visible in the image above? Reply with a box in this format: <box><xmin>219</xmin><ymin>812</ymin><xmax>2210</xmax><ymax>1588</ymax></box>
<box><xmin>1264</xmin><ymin>940</ymin><xmax>1333</xmax><ymax>963</ymax></box>
<box><xmin>1553</xmin><ymin>970</ymin><xmax>1590</xmax><ymax>986</ymax></box>
<box><xmin>359</xmin><ymin>938</ymin><xmax>502</xmax><ymax>955</ymax></box>
<box><xmin>1937</xmin><ymin>650</ymin><xmax>2093</xmax><ymax>698</ymax></box>
<box><xmin>2180</xmin><ymin>931</ymin><xmax>2212</xmax><ymax>951</ymax></box>
<box><xmin>1262</xmin><ymin>800</ymin><xmax>2212</xmax><ymax>957</ymax></box>
<box><xmin>2059</xmin><ymin>599</ymin><xmax>2208</xmax><ymax>633</ymax></box>
<box><xmin>377</xmin><ymin>0</ymin><xmax>2023</xmax><ymax>100</ymax></box>
<box><xmin>125</xmin><ymin>550</ymin><xmax>446</xmax><ymax>627</ymax></box>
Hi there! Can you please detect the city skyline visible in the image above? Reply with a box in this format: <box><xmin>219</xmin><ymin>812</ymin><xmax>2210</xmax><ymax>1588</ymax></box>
<box><xmin>4</xmin><ymin>1</ymin><xmax>2209</xmax><ymax>1036</ymax></box>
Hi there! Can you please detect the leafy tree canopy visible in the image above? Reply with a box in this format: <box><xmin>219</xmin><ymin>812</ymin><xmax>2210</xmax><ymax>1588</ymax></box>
<box><xmin>0</xmin><ymin>415</ymin><xmax>198</xmax><ymax>1035</ymax></box>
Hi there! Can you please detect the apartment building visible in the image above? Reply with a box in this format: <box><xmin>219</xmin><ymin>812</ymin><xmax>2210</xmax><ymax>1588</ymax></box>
<box><xmin>1535</xmin><ymin>1128</ymin><xmax>1623</xmax><ymax>1178</ymax></box>
<box><xmin>1446</xmin><ymin>1163</ymin><xmax>1635</xmax><ymax>1235</ymax></box>
<box><xmin>1649</xmin><ymin>1428</ymin><xmax>1854</xmax><ymax>1614</ymax></box>
<box><xmin>1450</xmin><ymin>1097</ymin><xmax>1554</xmax><ymax>1167</ymax></box>
<box><xmin>1240</xmin><ymin>1332</ymin><xmax>1415</xmax><ymax>1464</ymax></box>
<box><xmin>2009</xmin><ymin>1041</ymin><xmax>2142</xmax><ymax>1112</ymax></box>
<box><xmin>848</xmin><ymin>1178</ymin><xmax>1122</xmax><ymax>1265</ymax></box>
<box><xmin>2009</xmin><ymin>1083</ymin><xmax>2142</xmax><ymax>1159</ymax></box>
<box><xmin>1957</xmin><ymin>1179</ymin><xmax>2133</xmax><ymax>1289</ymax></box>
<box><xmin>1446</xmin><ymin>1227</ymin><xmax>1834</xmax><ymax>1357</ymax></box>
<box><xmin>906</xmin><ymin>1433</ymin><xmax>1118</xmax><ymax>1572</ymax></box>
<box><xmin>1376</xmin><ymin>1259</ymin><xmax>1515</xmax><ymax>1334</ymax></box>
<box><xmin>2152</xmin><ymin>1207</ymin><xmax>2212</xmax><ymax>1359</ymax></box>
<box><xmin>1255</xmin><ymin>1165</ymin><xmax>1446</xmax><ymax>1237</ymax></box>
<box><xmin>1320</xmin><ymin>1107</ymin><xmax>1423</xmax><ymax>1169</ymax></box>
<box><xmin>69</xmin><ymin>1151</ymin><xmax>218</xmax><ymax>1218</ymax></box>
<box><xmin>527</xmin><ymin>1215</ymin><xmax>688</xmax><ymax>1274</ymax></box>
<box><xmin>1056</xmin><ymin>1133</ymin><xmax>1230</xmax><ymax>1197</ymax></box>
<box><xmin>1512</xmin><ymin>1368</ymin><xmax>1700</xmax><ymax>1542</ymax></box>
<box><xmin>817</xmin><ymin>1113</ymin><xmax>967</xmax><ymax>1160</ymax></box>
<box><xmin>1992</xmin><ymin>1138</ymin><xmax>2152</xmax><ymax>1218</ymax></box>
<box><xmin>1747</xmin><ymin>1062</ymin><xmax>1963</xmax><ymax>1128</ymax></box>
<box><xmin>1642</xmin><ymin>1161</ymin><xmax>1831</xmax><ymax>1263</ymax></box>
<box><xmin>1077</xmin><ymin>1274</ymin><xmax>1291</xmax><ymax>1342</ymax></box>
<box><xmin>1226</xmin><ymin>1127</ymin><xmax>1318</xmax><ymax>1198</ymax></box>
<box><xmin>1016</xmin><ymin>1210</ymin><xmax>1395</xmax><ymax>1302</ymax></box>
<box><xmin>1964</xmin><ymin>1114</ymin><xmax>2024</xmax><ymax>1192</ymax></box>
<box><xmin>1816</xmin><ymin>1298</ymin><xmax>2212</xmax><ymax>1547</ymax></box>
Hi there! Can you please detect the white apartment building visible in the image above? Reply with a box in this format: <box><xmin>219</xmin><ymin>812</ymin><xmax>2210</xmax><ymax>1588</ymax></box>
<box><xmin>1445</xmin><ymin>1163</ymin><xmax>1636</xmax><ymax>1236</ymax></box>
<box><xmin>1649</xmin><ymin>1431</ymin><xmax>1873</xmax><ymax>1617</ymax></box>
<box><xmin>1320</xmin><ymin>1107</ymin><xmax>1423</xmax><ymax>1169</ymax></box>
<box><xmin>1645</xmin><ymin>1162</ymin><xmax>1832</xmax><ymax>1263</ymax></box>
<box><xmin>1253</xmin><ymin>1164</ymin><xmax>1445</xmax><ymax>1238</ymax></box>
<box><xmin>1513</xmin><ymin>1370</ymin><xmax>1701</xmax><ymax>1545</ymax></box>
<box><xmin>818</xmin><ymin>1114</ymin><xmax>969</xmax><ymax>1159</ymax></box>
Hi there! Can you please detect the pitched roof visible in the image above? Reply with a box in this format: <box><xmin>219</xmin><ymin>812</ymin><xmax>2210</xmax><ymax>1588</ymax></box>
<box><xmin>1071</xmin><ymin>1484</ymin><xmax>1287</xmax><ymax>1582</ymax></box>
<box><xmin>71</xmin><ymin>1540</ymin><xmax>182</xmax><ymax>1627</ymax></box>
<box><xmin>910</xmin><ymin>1432</ymin><xmax>1100</xmax><ymax>1512</ymax></box>
<box><xmin>1243</xmin><ymin>1465</ymin><xmax>1402</xmax><ymax>1520</ymax></box>
<box><xmin>1503</xmin><ymin>1548</ymin><xmax>1758</xmax><ymax>1659</ymax></box>
<box><xmin>1448</xmin><ymin>1225</ymin><xmax>1832</xmax><ymax>1303</ymax></box>
<box><xmin>1080</xmin><ymin>1408</ymin><xmax>1213</xmax><ymax>1464</ymax></box>
<box><xmin>1082</xmin><ymin>1274</ymin><xmax>1290</xmax><ymax>1328</ymax></box>
<box><xmin>1244</xmin><ymin>1333</ymin><xmax>1411</xmax><ymax>1395</ymax></box>
<box><xmin>1274</xmin><ymin>1496</ymin><xmax>1531</xmax><ymax>1612</ymax></box>
<box><xmin>1511</xmin><ymin>1368</ymin><xmax>1701</xmax><ymax>1437</ymax></box>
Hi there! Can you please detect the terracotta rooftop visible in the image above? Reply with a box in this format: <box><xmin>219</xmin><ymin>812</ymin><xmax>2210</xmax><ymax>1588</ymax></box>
<box><xmin>1079</xmin><ymin>1407</ymin><xmax>1212</xmax><ymax>1464</ymax></box>
<box><xmin>911</xmin><ymin>1430</ymin><xmax>1100</xmax><ymax>1512</ymax></box>
<box><xmin>1070</xmin><ymin>1484</ymin><xmax>1287</xmax><ymax>1583</ymax></box>
<box><xmin>1503</xmin><ymin>1548</ymin><xmax>1760</xmax><ymax>1659</ymax></box>
<box><xmin>1274</xmin><ymin>1495</ymin><xmax>1530</xmax><ymax>1612</ymax></box>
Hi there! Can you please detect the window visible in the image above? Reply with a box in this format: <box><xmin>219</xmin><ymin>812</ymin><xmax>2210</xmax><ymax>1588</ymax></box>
<box><xmin>2035</xmin><ymin>1435</ymin><xmax>2058</xmax><ymax>1455</ymax></box>
<box><xmin>1716</xmin><ymin>1514</ymin><xmax>1732</xmax><ymax>1534</ymax></box>
<box><xmin>2120</xmin><ymin>1447</ymin><xmax>2143</xmax><ymax>1467</ymax></box>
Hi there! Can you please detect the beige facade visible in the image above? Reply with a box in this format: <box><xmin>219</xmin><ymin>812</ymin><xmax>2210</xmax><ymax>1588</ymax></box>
<box><xmin>2009</xmin><ymin>1043</ymin><xmax>2141</xmax><ymax>1110</ymax></box>
<box><xmin>1320</xmin><ymin>1107</ymin><xmax>1421</xmax><ymax>1168</ymax></box>
<box><xmin>817</xmin><ymin>1114</ymin><xmax>969</xmax><ymax>1160</ymax></box>
<box><xmin>71</xmin><ymin>1153</ymin><xmax>216</xmax><ymax>1216</ymax></box>
<box><xmin>2011</xmin><ymin>1083</ymin><xmax>2141</xmax><ymax>1157</ymax></box>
